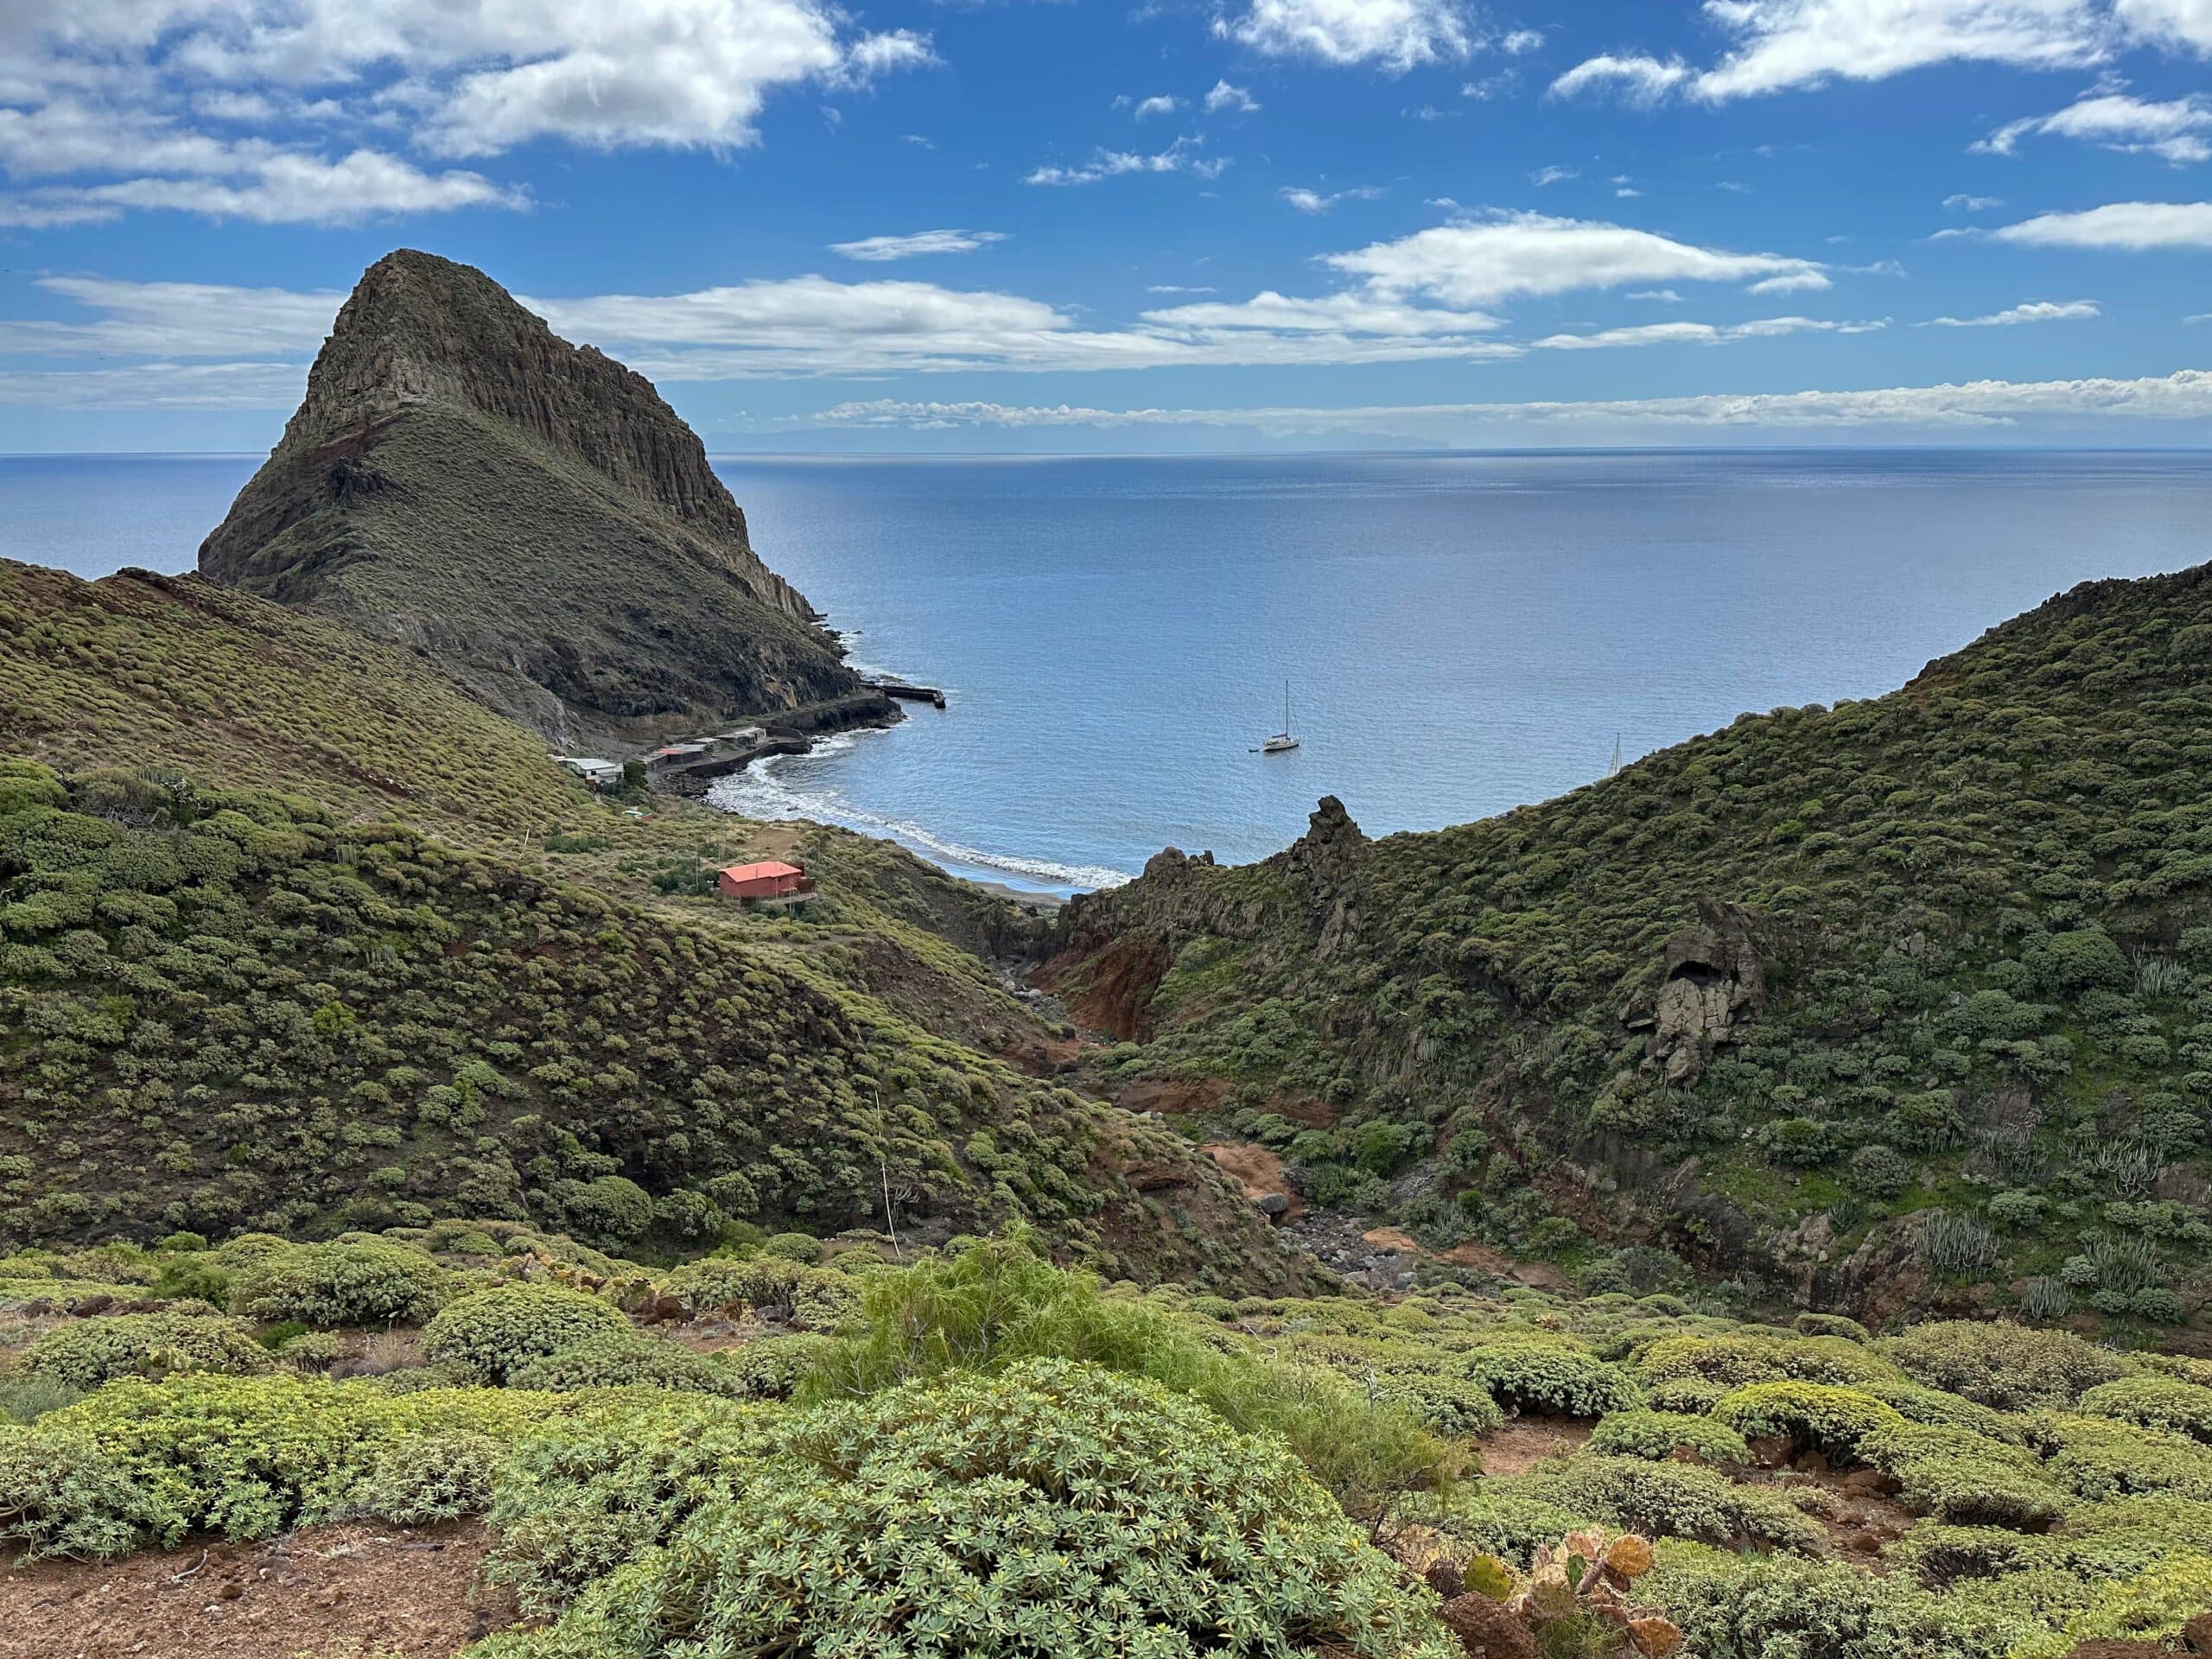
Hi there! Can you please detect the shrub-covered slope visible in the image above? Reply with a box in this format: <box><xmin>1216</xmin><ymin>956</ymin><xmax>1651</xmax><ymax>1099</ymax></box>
<box><xmin>197</xmin><ymin>250</ymin><xmax>864</xmax><ymax>752</ymax></box>
<box><xmin>0</xmin><ymin>763</ymin><xmax>1288</xmax><ymax>1287</ymax></box>
<box><xmin>0</xmin><ymin>559</ymin><xmax>586</xmax><ymax>840</ymax></box>
<box><xmin>1040</xmin><ymin>561</ymin><xmax>2212</xmax><ymax>1324</ymax></box>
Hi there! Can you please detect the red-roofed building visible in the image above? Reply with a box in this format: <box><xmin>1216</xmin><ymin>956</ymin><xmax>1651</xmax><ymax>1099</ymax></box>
<box><xmin>717</xmin><ymin>859</ymin><xmax>810</xmax><ymax>900</ymax></box>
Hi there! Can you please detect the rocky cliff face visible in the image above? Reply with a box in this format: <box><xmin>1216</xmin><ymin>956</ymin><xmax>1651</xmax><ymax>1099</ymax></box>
<box><xmin>200</xmin><ymin>250</ymin><xmax>861</xmax><ymax>750</ymax></box>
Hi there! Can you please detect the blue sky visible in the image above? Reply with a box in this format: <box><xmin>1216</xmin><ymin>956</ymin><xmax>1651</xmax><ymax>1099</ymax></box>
<box><xmin>2</xmin><ymin>0</ymin><xmax>2210</xmax><ymax>452</ymax></box>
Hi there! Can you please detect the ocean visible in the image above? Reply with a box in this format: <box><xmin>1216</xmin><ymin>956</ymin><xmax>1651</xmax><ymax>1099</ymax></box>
<box><xmin>10</xmin><ymin>448</ymin><xmax>2211</xmax><ymax>893</ymax></box>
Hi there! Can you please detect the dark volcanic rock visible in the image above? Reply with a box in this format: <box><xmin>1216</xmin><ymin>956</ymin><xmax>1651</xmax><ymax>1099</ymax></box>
<box><xmin>200</xmin><ymin>249</ymin><xmax>863</xmax><ymax>751</ymax></box>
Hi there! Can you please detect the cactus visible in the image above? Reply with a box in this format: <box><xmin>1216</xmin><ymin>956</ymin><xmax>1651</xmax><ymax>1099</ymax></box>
<box><xmin>1460</xmin><ymin>1529</ymin><xmax>1682</xmax><ymax>1658</ymax></box>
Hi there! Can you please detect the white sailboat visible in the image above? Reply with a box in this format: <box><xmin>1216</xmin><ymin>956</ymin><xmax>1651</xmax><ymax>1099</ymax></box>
<box><xmin>1259</xmin><ymin>682</ymin><xmax>1300</xmax><ymax>753</ymax></box>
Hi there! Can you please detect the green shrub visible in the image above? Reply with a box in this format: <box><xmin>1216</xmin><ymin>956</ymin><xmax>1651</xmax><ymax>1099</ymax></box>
<box><xmin>421</xmin><ymin>1287</ymin><xmax>628</xmax><ymax>1385</ymax></box>
<box><xmin>347</xmin><ymin>1432</ymin><xmax>503</xmax><ymax>1524</ymax></box>
<box><xmin>474</xmin><ymin>1359</ymin><xmax>1459</xmax><ymax>1659</ymax></box>
<box><xmin>759</xmin><ymin>1232</ymin><xmax>825</xmax><ymax>1265</ymax></box>
<box><xmin>1463</xmin><ymin>1337</ymin><xmax>1640</xmax><ymax>1417</ymax></box>
<box><xmin>713</xmin><ymin>1333</ymin><xmax>835</xmax><ymax>1400</ymax></box>
<box><xmin>657</xmin><ymin>1256</ymin><xmax>857</xmax><ymax>1330</ymax></box>
<box><xmin>0</xmin><ymin>1374</ymin><xmax>563</xmax><ymax>1558</ymax></box>
<box><xmin>1882</xmin><ymin>1320</ymin><xmax>2130</xmax><ymax>1410</ymax></box>
<box><xmin>1645</xmin><ymin>1541</ymin><xmax>2017</xmax><ymax>1659</ymax></box>
<box><xmin>1712</xmin><ymin>1382</ymin><xmax>1908</xmax><ymax>1459</ymax></box>
<box><xmin>507</xmin><ymin>1332</ymin><xmax>744</xmax><ymax>1397</ymax></box>
<box><xmin>1861</xmin><ymin>1421</ymin><xmax>2069</xmax><ymax>1528</ymax></box>
<box><xmin>231</xmin><ymin>1240</ymin><xmax>453</xmax><ymax>1328</ymax></box>
<box><xmin>22</xmin><ymin>1313</ymin><xmax>270</xmax><ymax>1390</ymax></box>
<box><xmin>805</xmin><ymin>1236</ymin><xmax>1452</xmax><ymax>1521</ymax></box>
<box><xmin>1522</xmin><ymin>1453</ymin><xmax>1826</xmax><ymax>1553</ymax></box>
<box><xmin>0</xmin><ymin>1373</ymin><xmax>85</xmax><ymax>1425</ymax></box>
<box><xmin>2080</xmin><ymin>1376</ymin><xmax>2212</xmax><ymax>1443</ymax></box>
<box><xmin>1589</xmin><ymin>1408</ymin><xmax>1751</xmax><ymax>1465</ymax></box>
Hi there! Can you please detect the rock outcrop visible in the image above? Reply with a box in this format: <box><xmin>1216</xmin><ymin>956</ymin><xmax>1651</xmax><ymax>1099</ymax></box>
<box><xmin>1636</xmin><ymin>899</ymin><xmax>1765</xmax><ymax>1084</ymax></box>
<box><xmin>200</xmin><ymin>249</ymin><xmax>865</xmax><ymax>751</ymax></box>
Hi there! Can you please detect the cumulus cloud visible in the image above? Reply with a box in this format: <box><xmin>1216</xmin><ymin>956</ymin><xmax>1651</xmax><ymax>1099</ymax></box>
<box><xmin>1548</xmin><ymin>54</ymin><xmax>1692</xmax><ymax>102</ymax></box>
<box><xmin>0</xmin><ymin>0</ymin><xmax>928</xmax><ymax>225</ymax></box>
<box><xmin>1944</xmin><ymin>192</ymin><xmax>2005</xmax><ymax>210</ymax></box>
<box><xmin>1214</xmin><ymin>0</ymin><xmax>1476</xmax><ymax>71</ymax></box>
<box><xmin>1991</xmin><ymin>199</ymin><xmax>2212</xmax><ymax>245</ymax></box>
<box><xmin>1123</xmin><ymin>93</ymin><xmax>1183</xmax><ymax>118</ymax></box>
<box><xmin>1280</xmin><ymin>183</ymin><xmax>1385</xmax><ymax>213</ymax></box>
<box><xmin>1928</xmin><ymin>298</ymin><xmax>2102</xmax><ymax>324</ymax></box>
<box><xmin>1024</xmin><ymin>137</ymin><xmax>1228</xmax><ymax>185</ymax></box>
<box><xmin>1530</xmin><ymin>164</ymin><xmax>1579</xmax><ymax>186</ymax></box>
<box><xmin>1550</xmin><ymin>0</ymin><xmax>2212</xmax><ymax>106</ymax></box>
<box><xmin>829</xmin><ymin>229</ymin><xmax>1007</xmax><ymax>261</ymax></box>
<box><xmin>1322</xmin><ymin>211</ymin><xmax>1827</xmax><ymax>306</ymax></box>
<box><xmin>1978</xmin><ymin>86</ymin><xmax>2212</xmax><ymax>163</ymax></box>
<box><xmin>798</xmin><ymin>368</ymin><xmax>2212</xmax><ymax>436</ymax></box>
<box><xmin>1204</xmin><ymin>79</ymin><xmax>1262</xmax><ymax>112</ymax></box>
<box><xmin>1748</xmin><ymin>270</ymin><xmax>1834</xmax><ymax>293</ymax></box>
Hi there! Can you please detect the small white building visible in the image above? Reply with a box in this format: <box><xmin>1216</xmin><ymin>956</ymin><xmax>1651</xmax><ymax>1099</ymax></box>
<box><xmin>715</xmin><ymin>726</ymin><xmax>767</xmax><ymax>747</ymax></box>
<box><xmin>553</xmin><ymin>756</ymin><xmax>624</xmax><ymax>789</ymax></box>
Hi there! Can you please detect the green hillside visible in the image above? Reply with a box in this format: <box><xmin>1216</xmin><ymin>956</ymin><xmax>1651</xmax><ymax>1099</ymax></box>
<box><xmin>1041</xmin><ymin>562</ymin><xmax>2212</xmax><ymax>1328</ymax></box>
<box><xmin>0</xmin><ymin>761</ymin><xmax>1290</xmax><ymax>1287</ymax></box>
<box><xmin>0</xmin><ymin>559</ymin><xmax>586</xmax><ymax>840</ymax></box>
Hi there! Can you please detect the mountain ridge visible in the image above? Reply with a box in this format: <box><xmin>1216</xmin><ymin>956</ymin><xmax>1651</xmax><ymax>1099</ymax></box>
<box><xmin>198</xmin><ymin>250</ymin><xmax>866</xmax><ymax>752</ymax></box>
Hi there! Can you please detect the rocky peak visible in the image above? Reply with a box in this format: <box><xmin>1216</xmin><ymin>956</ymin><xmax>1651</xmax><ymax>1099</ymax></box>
<box><xmin>194</xmin><ymin>250</ymin><xmax>856</xmax><ymax>750</ymax></box>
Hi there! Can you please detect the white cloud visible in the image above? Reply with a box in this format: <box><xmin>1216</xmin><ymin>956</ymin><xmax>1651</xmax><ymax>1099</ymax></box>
<box><xmin>1979</xmin><ymin>87</ymin><xmax>2212</xmax><ymax>163</ymax></box>
<box><xmin>1215</xmin><ymin>0</ymin><xmax>1475</xmax><ymax>71</ymax></box>
<box><xmin>1281</xmin><ymin>183</ymin><xmax>1385</xmax><ymax>213</ymax></box>
<box><xmin>0</xmin><ymin>148</ymin><xmax>523</xmax><ymax>226</ymax></box>
<box><xmin>0</xmin><ymin>276</ymin><xmax>339</xmax><ymax>356</ymax></box>
<box><xmin>0</xmin><ymin>0</ymin><xmax>928</xmax><ymax>225</ymax></box>
<box><xmin>1323</xmin><ymin>211</ymin><xmax>1827</xmax><ymax>306</ymax></box>
<box><xmin>1627</xmin><ymin>288</ymin><xmax>1685</xmax><ymax>301</ymax></box>
<box><xmin>2118</xmin><ymin>0</ymin><xmax>2212</xmax><ymax>50</ymax></box>
<box><xmin>1991</xmin><ymin>199</ymin><xmax>2212</xmax><ymax>245</ymax></box>
<box><xmin>1530</xmin><ymin>164</ymin><xmax>1578</xmax><ymax>186</ymax></box>
<box><xmin>1944</xmin><ymin>192</ymin><xmax>2005</xmax><ymax>210</ymax></box>
<box><xmin>1204</xmin><ymin>79</ymin><xmax>1262</xmax><ymax>112</ymax></box>
<box><xmin>1147</xmin><ymin>283</ymin><xmax>1218</xmax><ymax>293</ymax></box>
<box><xmin>800</xmin><ymin>368</ymin><xmax>2212</xmax><ymax>435</ymax></box>
<box><xmin>1025</xmin><ymin>137</ymin><xmax>1227</xmax><ymax>186</ymax></box>
<box><xmin>1531</xmin><ymin>315</ymin><xmax>1882</xmax><ymax>350</ymax></box>
<box><xmin>1747</xmin><ymin>270</ymin><xmax>1834</xmax><ymax>293</ymax></box>
<box><xmin>1140</xmin><ymin>289</ymin><xmax>1503</xmax><ymax>333</ymax></box>
<box><xmin>1548</xmin><ymin>54</ymin><xmax>1692</xmax><ymax>102</ymax></box>
<box><xmin>0</xmin><ymin>360</ymin><xmax>310</xmax><ymax>410</ymax></box>
<box><xmin>1555</xmin><ymin>0</ymin><xmax>2168</xmax><ymax>106</ymax></box>
<box><xmin>1927</xmin><ymin>298</ymin><xmax>2101</xmax><ymax>323</ymax></box>
<box><xmin>1501</xmin><ymin>27</ymin><xmax>1544</xmax><ymax>52</ymax></box>
<box><xmin>1126</xmin><ymin>94</ymin><xmax>1182</xmax><ymax>118</ymax></box>
<box><xmin>829</xmin><ymin>229</ymin><xmax>1007</xmax><ymax>261</ymax></box>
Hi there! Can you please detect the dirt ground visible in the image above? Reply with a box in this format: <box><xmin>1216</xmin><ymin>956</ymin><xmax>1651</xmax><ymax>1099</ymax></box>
<box><xmin>1476</xmin><ymin>1415</ymin><xmax>1593</xmax><ymax>1477</ymax></box>
<box><xmin>0</xmin><ymin>1521</ymin><xmax>513</xmax><ymax>1659</ymax></box>
<box><xmin>1204</xmin><ymin>1142</ymin><xmax>1306</xmax><ymax>1218</ymax></box>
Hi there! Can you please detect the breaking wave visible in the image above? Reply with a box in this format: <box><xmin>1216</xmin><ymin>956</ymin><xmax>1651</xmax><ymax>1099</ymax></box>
<box><xmin>706</xmin><ymin>731</ymin><xmax>1132</xmax><ymax>892</ymax></box>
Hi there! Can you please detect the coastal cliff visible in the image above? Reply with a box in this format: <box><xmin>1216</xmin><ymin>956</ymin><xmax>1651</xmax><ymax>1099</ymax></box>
<box><xmin>199</xmin><ymin>249</ymin><xmax>864</xmax><ymax>752</ymax></box>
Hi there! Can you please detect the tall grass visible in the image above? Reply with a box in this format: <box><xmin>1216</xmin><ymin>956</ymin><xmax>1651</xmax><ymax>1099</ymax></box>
<box><xmin>800</xmin><ymin>1234</ymin><xmax>1457</xmax><ymax>1520</ymax></box>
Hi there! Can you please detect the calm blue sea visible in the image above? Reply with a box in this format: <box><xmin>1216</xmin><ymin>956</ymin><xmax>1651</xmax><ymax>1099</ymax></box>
<box><xmin>9</xmin><ymin>449</ymin><xmax>2212</xmax><ymax>893</ymax></box>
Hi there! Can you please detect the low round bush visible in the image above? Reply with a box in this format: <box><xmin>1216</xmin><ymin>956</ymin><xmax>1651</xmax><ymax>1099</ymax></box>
<box><xmin>716</xmin><ymin>1333</ymin><xmax>836</xmax><ymax>1400</ymax></box>
<box><xmin>1882</xmin><ymin>1320</ymin><xmax>2130</xmax><ymax>1411</ymax></box>
<box><xmin>1590</xmin><ymin>1408</ymin><xmax>1751</xmax><ymax>1465</ymax></box>
<box><xmin>759</xmin><ymin>1232</ymin><xmax>824</xmax><ymax>1265</ymax></box>
<box><xmin>1712</xmin><ymin>1382</ymin><xmax>1907</xmax><ymax>1459</ymax></box>
<box><xmin>421</xmin><ymin>1286</ymin><xmax>628</xmax><ymax>1385</ymax></box>
<box><xmin>1463</xmin><ymin>1337</ymin><xmax>1639</xmax><ymax>1418</ymax></box>
<box><xmin>2081</xmin><ymin>1376</ymin><xmax>2212</xmax><ymax>1443</ymax></box>
<box><xmin>473</xmin><ymin>1357</ymin><xmax>1459</xmax><ymax>1659</ymax></box>
<box><xmin>507</xmin><ymin>1332</ymin><xmax>746</xmax><ymax>1397</ymax></box>
<box><xmin>231</xmin><ymin>1240</ymin><xmax>453</xmax><ymax>1328</ymax></box>
<box><xmin>22</xmin><ymin>1313</ymin><xmax>270</xmax><ymax>1390</ymax></box>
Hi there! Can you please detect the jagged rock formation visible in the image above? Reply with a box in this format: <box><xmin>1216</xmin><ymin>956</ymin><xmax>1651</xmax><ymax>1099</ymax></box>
<box><xmin>199</xmin><ymin>250</ymin><xmax>867</xmax><ymax>751</ymax></box>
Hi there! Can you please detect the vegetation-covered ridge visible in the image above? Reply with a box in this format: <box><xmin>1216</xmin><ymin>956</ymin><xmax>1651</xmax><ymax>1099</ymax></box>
<box><xmin>10</xmin><ymin>1232</ymin><xmax>2212</xmax><ymax>1657</ymax></box>
<box><xmin>196</xmin><ymin>249</ymin><xmax>863</xmax><ymax>753</ymax></box>
<box><xmin>0</xmin><ymin>558</ymin><xmax>588</xmax><ymax>841</ymax></box>
<box><xmin>0</xmin><ymin>760</ymin><xmax>1291</xmax><ymax>1287</ymax></box>
<box><xmin>1040</xmin><ymin>558</ymin><xmax>2212</xmax><ymax>1329</ymax></box>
